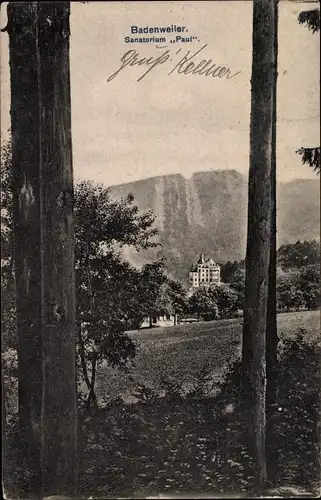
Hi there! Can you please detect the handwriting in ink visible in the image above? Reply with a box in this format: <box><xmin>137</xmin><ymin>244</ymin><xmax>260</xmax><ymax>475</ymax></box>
<box><xmin>107</xmin><ymin>44</ymin><xmax>241</xmax><ymax>83</ymax></box>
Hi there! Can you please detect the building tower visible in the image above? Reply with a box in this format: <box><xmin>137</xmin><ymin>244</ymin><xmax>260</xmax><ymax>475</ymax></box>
<box><xmin>189</xmin><ymin>253</ymin><xmax>221</xmax><ymax>288</ymax></box>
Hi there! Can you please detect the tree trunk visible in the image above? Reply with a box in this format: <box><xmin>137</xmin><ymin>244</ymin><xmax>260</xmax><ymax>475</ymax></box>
<box><xmin>241</xmin><ymin>0</ymin><xmax>278</xmax><ymax>489</ymax></box>
<box><xmin>78</xmin><ymin>329</ymin><xmax>98</xmax><ymax>411</ymax></box>
<box><xmin>8</xmin><ymin>2</ymin><xmax>78</xmax><ymax>496</ymax></box>
<box><xmin>266</xmin><ymin>0</ymin><xmax>279</xmax><ymax>482</ymax></box>
<box><xmin>266</xmin><ymin>0</ymin><xmax>279</xmax><ymax>411</ymax></box>
<box><xmin>7</xmin><ymin>2</ymin><xmax>44</xmax><ymax>485</ymax></box>
<box><xmin>36</xmin><ymin>3</ymin><xmax>78</xmax><ymax>495</ymax></box>
<box><xmin>85</xmin><ymin>352</ymin><xmax>98</xmax><ymax>411</ymax></box>
<box><xmin>78</xmin><ymin>326</ymin><xmax>91</xmax><ymax>390</ymax></box>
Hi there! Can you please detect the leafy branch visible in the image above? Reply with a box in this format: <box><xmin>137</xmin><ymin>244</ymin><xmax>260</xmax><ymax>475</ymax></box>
<box><xmin>298</xmin><ymin>9</ymin><xmax>320</xmax><ymax>34</ymax></box>
<box><xmin>296</xmin><ymin>147</ymin><xmax>320</xmax><ymax>175</ymax></box>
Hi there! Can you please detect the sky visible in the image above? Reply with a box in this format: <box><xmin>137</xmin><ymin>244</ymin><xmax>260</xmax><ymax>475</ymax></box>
<box><xmin>1</xmin><ymin>1</ymin><xmax>320</xmax><ymax>186</ymax></box>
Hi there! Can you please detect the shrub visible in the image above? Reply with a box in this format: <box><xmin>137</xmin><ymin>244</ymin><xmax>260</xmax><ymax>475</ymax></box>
<box><xmin>130</xmin><ymin>329</ymin><xmax>320</xmax><ymax>491</ymax></box>
<box><xmin>274</xmin><ymin>329</ymin><xmax>321</xmax><ymax>488</ymax></box>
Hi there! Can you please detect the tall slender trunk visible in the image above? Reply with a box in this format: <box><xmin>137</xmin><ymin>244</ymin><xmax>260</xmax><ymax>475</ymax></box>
<box><xmin>86</xmin><ymin>352</ymin><xmax>98</xmax><ymax>411</ymax></box>
<box><xmin>85</xmin><ymin>248</ymin><xmax>95</xmax><ymax>313</ymax></box>
<box><xmin>241</xmin><ymin>0</ymin><xmax>278</xmax><ymax>488</ymax></box>
<box><xmin>266</xmin><ymin>0</ymin><xmax>279</xmax><ymax>482</ymax></box>
<box><xmin>82</xmin><ymin>250</ymin><xmax>99</xmax><ymax>409</ymax></box>
<box><xmin>78</xmin><ymin>324</ymin><xmax>98</xmax><ymax>409</ymax></box>
<box><xmin>266</xmin><ymin>0</ymin><xmax>278</xmax><ymax>411</ymax></box>
<box><xmin>8</xmin><ymin>2</ymin><xmax>78</xmax><ymax>495</ymax></box>
<box><xmin>36</xmin><ymin>2</ymin><xmax>77</xmax><ymax>495</ymax></box>
<box><xmin>78</xmin><ymin>326</ymin><xmax>91</xmax><ymax>390</ymax></box>
<box><xmin>7</xmin><ymin>2</ymin><xmax>44</xmax><ymax>484</ymax></box>
<box><xmin>36</xmin><ymin>2</ymin><xmax>78</xmax><ymax>495</ymax></box>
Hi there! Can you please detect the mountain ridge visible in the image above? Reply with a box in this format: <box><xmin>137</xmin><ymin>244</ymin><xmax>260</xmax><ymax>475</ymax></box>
<box><xmin>108</xmin><ymin>170</ymin><xmax>320</xmax><ymax>282</ymax></box>
<box><xmin>109</xmin><ymin>169</ymin><xmax>245</xmax><ymax>189</ymax></box>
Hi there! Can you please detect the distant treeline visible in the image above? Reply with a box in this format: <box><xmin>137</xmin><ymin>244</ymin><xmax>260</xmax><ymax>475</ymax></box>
<box><xmin>149</xmin><ymin>240</ymin><xmax>320</xmax><ymax>324</ymax></box>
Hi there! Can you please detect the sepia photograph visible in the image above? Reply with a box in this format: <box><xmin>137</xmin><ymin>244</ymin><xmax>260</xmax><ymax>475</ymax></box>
<box><xmin>1</xmin><ymin>1</ymin><xmax>320</xmax><ymax>498</ymax></box>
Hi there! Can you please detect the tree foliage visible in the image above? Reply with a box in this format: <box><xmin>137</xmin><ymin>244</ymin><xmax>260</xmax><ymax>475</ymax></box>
<box><xmin>188</xmin><ymin>284</ymin><xmax>239</xmax><ymax>321</ymax></box>
<box><xmin>220</xmin><ymin>241</ymin><xmax>320</xmax><ymax>314</ymax></box>
<box><xmin>213</xmin><ymin>284</ymin><xmax>239</xmax><ymax>319</ymax></box>
<box><xmin>277</xmin><ymin>273</ymin><xmax>304</xmax><ymax>312</ymax></box>
<box><xmin>297</xmin><ymin>264</ymin><xmax>320</xmax><ymax>311</ymax></box>
<box><xmin>296</xmin><ymin>9</ymin><xmax>320</xmax><ymax>174</ymax></box>
<box><xmin>74</xmin><ymin>180</ymin><xmax>159</xmax><ymax>256</ymax></box>
<box><xmin>277</xmin><ymin>240</ymin><xmax>320</xmax><ymax>269</ymax></box>
<box><xmin>74</xmin><ymin>180</ymin><xmax>165</xmax><ymax>408</ymax></box>
<box><xmin>134</xmin><ymin>264</ymin><xmax>188</xmax><ymax>323</ymax></box>
<box><xmin>138</xmin><ymin>260</ymin><xmax>170</xmax><ymax>320</ymax></box>
<box><xmin>188</xmin><ymin>287</ymin><xmax>219</xmax><ymax>322</ymax></box>
<box><xmin>1</xmin><ymin>140</ymin><xmax>13</xmax><ymax>260</ymax></box>
<box><xmin>296</xmin><ymin>147</ymin><xmax>320</xmax><ymax>175</ymax></box>
<box><xmin>298</xmin><ymin>9</ymin><xmax>320</xmax><ymax>34</ymax></box>
<box><xmin>167</xmin><ymin>279</ymin><xmax>188</xmax><ymax>317</ymax></box>
<box><xmin>188</xmin><ymin>239</ymin><xmax>320</xmax><ymax>320</ymax></box>
<box><xmin>2</xmin><ymin>145</ymin><xmax>185</xmax><ymax>411</ymax></box>
<box><xmin>220</xmin><ymin>260</ymin><xmax>245</xmax><ymax>283</ymax></box>
<box><xmin>276</xmin><ymin>241</ymin><xmax>320</xmax><ymax>312</ymax></box>
<box><xmin>276</xmin><ymin>264</ymin><xmax>320</xmax><ymax>312</ymax></box>
<box><xmin>1</xmin><ymin>141</ymin><xmax>15</xmax><ymax>350</ymax></box>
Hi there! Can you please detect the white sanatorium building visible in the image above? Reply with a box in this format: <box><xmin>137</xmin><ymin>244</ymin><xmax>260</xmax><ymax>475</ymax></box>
<box><xmin>189</xmin><ymin>253</ymin><xmax>221</xmax><ymax>288</ymax></box>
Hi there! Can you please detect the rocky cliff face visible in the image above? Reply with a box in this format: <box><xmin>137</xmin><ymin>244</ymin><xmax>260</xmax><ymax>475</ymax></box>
<box><xmin>109</xmin><ymin>170</ymin><xmax>320</xmax><ymax>282</ymax></box>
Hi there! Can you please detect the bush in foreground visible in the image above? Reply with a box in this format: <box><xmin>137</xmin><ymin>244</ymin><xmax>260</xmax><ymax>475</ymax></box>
<box><xmin>3</xmin><ymin>330</ymin><xmax>320</xmax><ymax>497</ymax></box>
<box><xmin>76</xmin><ymin>330</ymin><xmax>320</xmax><ymax>497</ymax></box>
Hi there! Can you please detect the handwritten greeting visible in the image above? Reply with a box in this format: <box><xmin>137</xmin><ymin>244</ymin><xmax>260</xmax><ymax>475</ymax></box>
<box><xmin>107</xmin><ymin>44</ymin><xmax>241</xmax><ymax>83</ymax></box>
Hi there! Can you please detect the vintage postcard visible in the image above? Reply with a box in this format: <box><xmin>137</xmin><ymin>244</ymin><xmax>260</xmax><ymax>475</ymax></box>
<box><xmin>1</xmin><ymin>1</ymin><xmax>320</xmax><ymax>499</ymax></box>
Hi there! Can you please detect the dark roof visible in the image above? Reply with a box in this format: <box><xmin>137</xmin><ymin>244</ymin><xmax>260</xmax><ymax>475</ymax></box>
<box><xmin>197</xmin><ymin>253</ymin><xmax>206</xmax><ymax>264</ymax></box>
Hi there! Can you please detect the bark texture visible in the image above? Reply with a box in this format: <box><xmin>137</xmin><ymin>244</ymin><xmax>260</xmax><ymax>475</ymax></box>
<box><xmin>266</xmin><ymin>0</ymin><xmax>279</xmax><ymax>481</ymax></box>
<box><xmin>8</xmin><ymin>2</ymin><xmax>43</xmax><ymax>482</ymax></box>
<box><xmin>7</xmin><ymin>2</ymin><xmax>77</xmax><ymax>495</ymax></box>
<box><xmin>36</xmin><ymin>3</ymin><xmax>77</xmax><ymax>495</ymax></box>
<box><xmin>241</xmin><ymin>0</ymin><xmax>278</xmax><ymax>488</ymax></box>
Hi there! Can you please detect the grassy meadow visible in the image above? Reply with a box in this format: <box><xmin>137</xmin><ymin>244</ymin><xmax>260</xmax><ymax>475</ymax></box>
<box><xmin>96</xmin><ymin>310</ymin><xmax>320</xmax><ymax>405</ymax></box>
<box><xmin>4</xmin><ymin>310</ymin><xmax>319</xmax><ymax>497</ymax></box>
